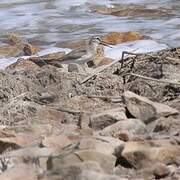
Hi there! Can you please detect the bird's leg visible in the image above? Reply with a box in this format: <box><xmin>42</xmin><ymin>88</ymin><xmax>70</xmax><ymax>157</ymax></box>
<box><xmin>130</xmin><ymin>55</ymin><xmax>137</xmax><ymax>71</ymax></box>
<box><xmin>36</xmin><ymin>52</ymin><xmax>48</xmax><ymax>66</ymax></box>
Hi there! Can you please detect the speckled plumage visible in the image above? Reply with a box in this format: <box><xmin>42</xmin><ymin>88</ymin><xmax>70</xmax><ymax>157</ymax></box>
<box><xmin>50</xmin><ymin>36</ymin><xmax>109</xmax><ymax>66</ymax></box>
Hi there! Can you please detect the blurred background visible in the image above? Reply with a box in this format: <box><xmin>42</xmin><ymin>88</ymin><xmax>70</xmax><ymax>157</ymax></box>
<box><xmin>0</xmin><ymin>0</ymin><xmax>179</xmax><ymax>48</ymax></box>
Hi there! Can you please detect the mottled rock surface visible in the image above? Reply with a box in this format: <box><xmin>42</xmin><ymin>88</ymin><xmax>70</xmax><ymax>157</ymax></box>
<box><xmin>0</xmin><ymin>47</ymin><xmax>179</xmax><ymax>180</ymax></box>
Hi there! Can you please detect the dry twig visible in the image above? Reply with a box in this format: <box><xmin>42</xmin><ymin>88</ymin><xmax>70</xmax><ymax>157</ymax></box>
<box><xmin>87</xmin><ymin>95</ymin><xmax>122</xmax><ymax>99</ymax></box>
<box><xmin>47</xmin><ymin>105</ymin><xmax>82</xmax><ymax>114</ymax></box>
<box><xmin>165</xmin><ymin>56</ymin><xmax>180</xmax><ymax>64</ymax></box>
<box><xmin>125</xmin><ymin>73</ymin><xmax>180</xmax><ymax>86</ymax></box>
<box><xmin>80</xmin><ymin>50</ymin><xmax>139</xmax><ymax>84</ymax></box>
<box><xmin>87</xmin><ymin>95</ymin><xmax>122</xmax><ymax>103</ymax></box>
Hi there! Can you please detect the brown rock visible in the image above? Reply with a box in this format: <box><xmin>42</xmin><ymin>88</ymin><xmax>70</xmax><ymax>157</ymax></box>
<box><xmin>76</xmin><ymin>128</ymin><xmax>94</xmax><ymax>136</ymax></box>
<box><xmin>113</xmin><ymin>165</ymin><xmax>139</xmax><ymax>179</ymax></box>
<box><xmin>0</xmin><ymin>164</ymin><xmax>37</xmax><ymax>180</ymax></box>
<box><xmin>124</xmin><ymin>91</ymin><xmax>156</xmax><ymax>123</ymax></box>
<box><xmin>120</xmin><ymin>140</ymin><xmax>180</xmax><ymax>169</ymax></box>
<box><xmin>36</xmin><ymin>106</ymin><xmax>64</xmax><ymax>123</ymax></box>
<box><xmin>48</xmin><ymin>151</ymin><xmax>82</xmax><ymax>169</ymax></box>
<box><xmin>153</xmin><ymin>102</ymin><xmax>179</xmax><ymax>118</ymax></box>
<box><xmin>135</xmin><ymin>163</ymin><xmax>168</xmax><ymax>179</ymax></box>
<box><xmin>60</xmin><ymin>124</ymin><xmax>80</xmax><ymax>136</ymax></box>
<box><xmin>0</xmin><ymin>45</ymin><xmax>21</xmax><ymax>57</ymax></box>
<box><xmin>111</xmin><ymin>8</ymin><xmax>165</xmax><ymax>17</ymax></box>
<box><xmin>124</xmin><ymin>91</ymin><xmax>178</xmax><ymax>123</ymax></box>
<box><xmin>92</xmin><ymin>5</ymin><xmax>171</xmax><ymax>18</ymax></box>
<box><xmin>6</xmin><ymin>33</ymin><xmax>23</xmax><ymax>45</ymax></box>
<box><xmin>79</xmin><ymin>170</ymin><xmax>121</xmax><ymax>180</ymax></box>
<box><xmin>0</xmin><ymin>147</ymin><xmax>57</xmax><ymax>172</ymax></box>
<box><xmin>90</xmin><ymin>6</ymin><xmax>115</xmax><ymax>15</ymax></box>
<box><xmin>0</xmin><ymin>35</ymin><xmax>40</xmax><ymax>57</ymax></box>
<box><xmin>111</xmin><ymin>6</ymin><xmax>170</xmax><ymax>17</ymax></box>
<box><xmin>50</xmin><ymin>149</ymin><xmax>116</xmax><ymax>173</ymax></box>
<box><xmin>79</xmin><ymin>136</ymin><xmax>124</xmax><ymax>155</ymax></box>
<box><xmin>46</xmin><ymin>161</ymin><xmax>103</xmax><ymax>180</ymax></box>
<box><xmin>152</xmin><ymin>117</ymin><xmax>180</xmax><ymax>135</ymax></box>
<box><xmin>90</xmin><ymin>107</ymin><xmax>127</xmax><ymax>130</ymax></box>
<box><xmin>99</xmin><ymin>118</ymin><xmax>146</xmax><ymax>138</ymax></box>
<box><xmin>9</xmin><ymin>124</ymin><xmax>54</xmax><ymax>138</ymax></box>
<box><xmin>0</xmin><ymin>129</ymin><xmax>15</xmax><ymax>138</ymax></box>
<box><xmin>56</xmin><ymin>39</ymin><xmax>85</xmax><ymax>49</ymax></box>
<box><xmin>3</xmin><ymin>147</ymin><xmax>57</xmax><ymax>163</ymax></box>
<box><xmin>7</xmin><ymin>58</ymin><xmax>41</xmax><ymax>71</ymax></box>
<box><xmin>102</xmin><ymin>32</ymin><xmax>146</xmax><ymax>45</ymax></box>
<box><xmin>42</xmin><ymin>135</ymin><xmax>72</xmax><ymax>149</ymax></box>
<box><xmin>153</xmin><ymin>163</ymin><xmax>170</xmax><ymax>179</ymax></box>
<box><xmin>0</xmin><ymin>133</ymin><xmax>41</xmax><ymax>153</ymax></box>
<box><xmin>74</xmin><ymin>150</ymin><xmax>116</xmax><ymax>173</ymax></box>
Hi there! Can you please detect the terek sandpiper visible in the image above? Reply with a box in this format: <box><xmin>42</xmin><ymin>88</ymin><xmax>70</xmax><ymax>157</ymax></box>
<box><xmin>50</xmin><ymin>36</ymin><xmax>112</xmax><ymax>67</ymax></box>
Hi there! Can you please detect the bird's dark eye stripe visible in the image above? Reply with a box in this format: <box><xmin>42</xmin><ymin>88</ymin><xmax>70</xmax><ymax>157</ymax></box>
<box><xmin>91</xmin><ymin>36</ymin><xmax>102</xmax><ymax>42</ymax></box>
<box><xmin>96</xmin><ymin>37</ymin><xmax>101</xmax><ymax>41</ymax></box>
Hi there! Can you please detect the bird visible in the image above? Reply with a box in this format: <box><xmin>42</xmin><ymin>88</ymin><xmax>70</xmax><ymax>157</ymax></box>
<box><xmin>49</xmin><ymin>36</ymin><xmax>112</xmax><ymax>67</ymax></box>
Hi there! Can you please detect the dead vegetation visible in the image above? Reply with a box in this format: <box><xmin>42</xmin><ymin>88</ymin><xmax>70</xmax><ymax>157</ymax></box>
<box><xmin>0</xmin><ymin>47</ymin><xmax>179</xmax><ymax>179</ymax></box>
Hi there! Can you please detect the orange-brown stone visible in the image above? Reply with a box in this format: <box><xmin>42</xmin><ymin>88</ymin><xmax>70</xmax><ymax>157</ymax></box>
<box><xmin>7</xmin><ymin>58</ymin><xmax>41</xmax><ymax>71</ymax></box>
<box><xmin>103</xmin><ymin>32</ymin><xmax>149</xmax><ymax>45</ymax></box>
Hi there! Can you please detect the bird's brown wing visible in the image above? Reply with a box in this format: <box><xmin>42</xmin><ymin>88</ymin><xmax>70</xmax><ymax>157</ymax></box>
<box><xmin>48</xmin><ymin>48</ymin><xmax>87</xmax><ymax>67</ymax></box>
<box><xmin>59</xmin><ymin>48</ymin><xmax>86</xmax><ymax>61</ymax></box>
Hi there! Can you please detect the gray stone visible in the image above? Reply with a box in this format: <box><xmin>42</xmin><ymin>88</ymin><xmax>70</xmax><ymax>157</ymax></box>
<box><xmin>79</xmin><ymin>136</ymin><xmax>124</xmax><ymax>155</ymax></box>
<box><xmin>75</xmin><ymin>150</ymin><xmax>116</xmax><ymax>173</ymax></box>
<box><xmin>39</xmin><ymin>92</ymin><xmax>56</xmax><ymax>103</ymax></box>
<box><xmin>98</xmin><ymin>119</ymin><xmax>146</xmax><ymax>138</ymax></box>
<box><xmin>68</xmin><ymin>63</ymin><xmax>79</xmax><ymax>72</ymax></box>
<box><xmin>79</xmin><ymin>170</ymin><xmax>122</xmax><ymax>180</ymax></box>
<box><xmin>124</xmin><ymin>91</ymin><xmax>178</xmax><ymax>124</ymax></box>
<box><xmin>48</xmin><ymin>149</ymin><xmax>116</xmax><ymax>173</ymax></box>
<box><xmin>46</xmin><ymin>161</ymin><xmax>103</xmax><ymax>180</ymax></box>
<box><xmin>153</xmin><ymin>163</ymin><xmax>170</xmax><ymax>179</ymax></box>
<box><xmin>90</xmin><ymin>107</ymin><xmax>127</xmax><ymax>130</ymax></box>
<box><xmin>120</xmin><ymin>140</ymin><xmax>180</xmax><ymax>169</ymax></box>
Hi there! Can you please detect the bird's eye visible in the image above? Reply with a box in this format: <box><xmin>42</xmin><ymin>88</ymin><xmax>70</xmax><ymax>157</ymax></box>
<box><xmin>97</xmin><ymin>37</ymin><xmax>101</xmax><ymax>41</ymax></box>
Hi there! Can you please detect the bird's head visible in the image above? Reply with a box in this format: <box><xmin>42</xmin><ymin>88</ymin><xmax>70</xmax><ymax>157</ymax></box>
<box><xmin>87</xmin><ymin>36</ymin><xmax>112</xmax><ymax>54</ymax></box>
<box><xmin>89</xmin><ymin>36</ymin><xmax>112</xmax><ymax>47</ymax></box>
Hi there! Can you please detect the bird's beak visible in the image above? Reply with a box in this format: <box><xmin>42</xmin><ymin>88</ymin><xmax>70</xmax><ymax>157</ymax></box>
<box><xmin>100</xmin><ymin>41</ymin><xmax>113</xmax><ymax>48</ymax></box>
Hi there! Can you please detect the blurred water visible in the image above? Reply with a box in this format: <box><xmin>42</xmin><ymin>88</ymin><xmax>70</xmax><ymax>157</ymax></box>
<box><xmin>0</xmin><ymin>0</ymin><xmax>179</xmax><ymax>47</ymax></box>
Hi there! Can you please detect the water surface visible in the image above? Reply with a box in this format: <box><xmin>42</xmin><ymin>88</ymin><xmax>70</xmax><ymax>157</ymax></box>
<box><xmin>0</xmin><ymin>0</ymin><xmax>179</xmax><ymax>48</ymax></box>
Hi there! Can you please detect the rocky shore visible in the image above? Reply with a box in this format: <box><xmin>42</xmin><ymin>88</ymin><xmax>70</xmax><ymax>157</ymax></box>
<box><xmin>0</xmin><ymin>34</ymin><xmax>179</xmax><ymax>180</ymax></box>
